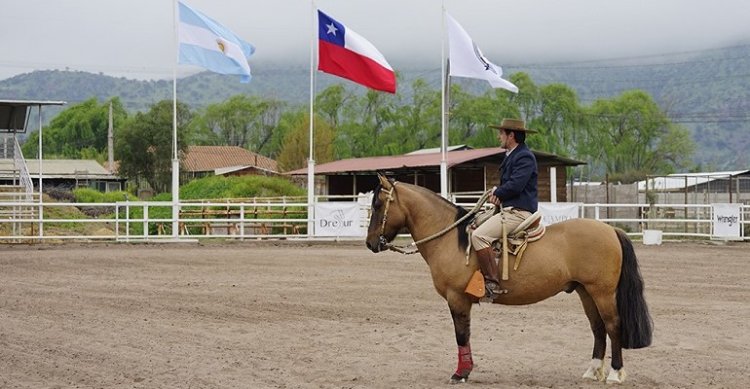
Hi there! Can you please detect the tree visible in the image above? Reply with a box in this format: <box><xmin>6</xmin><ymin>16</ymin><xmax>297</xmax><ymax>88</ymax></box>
<box><xmin>527</xmin><ymin>83</ymin><xmax>583</xmax><ymax>157</ymax></box>
<box><xmin>581</xmin><ymin>90</ymin><xmax>694</xmax><ymax>182</ymax></box>
<box><xmin>386</xmin><ymin>78</ymin><xmax>441</xmax><ymax>153</ymax></box>
<box><xmin>333</xmin><ymin>88</ymin><xmax>397</xmax><ymax>158</ymax></box>
<box><xmin>22</xmin><ymin>97</ymin><xmax>127</xmax><ymax>160</ymax></box>
<box><xmin>276</xmin><ymin>111</ymin><xmax>334</xmax><ymax>172</ymax></box>
<box><xmin>116</xmin><ymin>100</ymin><xmax>192</xmax><ymax>193</ymax></box>
<box><xmin>200</xmin><ymin>95</ymin><xmax>284</xmax><ymax>154</ymax></box>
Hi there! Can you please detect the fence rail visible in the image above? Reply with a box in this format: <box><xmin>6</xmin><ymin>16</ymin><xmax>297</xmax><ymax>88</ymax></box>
<box><xmin>1</xmin><ymin>197</ymin><xmax>747</xmax><ymax>242</ymax></box>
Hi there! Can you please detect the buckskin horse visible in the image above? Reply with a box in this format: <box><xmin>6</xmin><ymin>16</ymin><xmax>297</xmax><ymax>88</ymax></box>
<box><xmin>365</xmin><ymin>174</ymin><xmax>652</xmax><ymax>384</ymax></box>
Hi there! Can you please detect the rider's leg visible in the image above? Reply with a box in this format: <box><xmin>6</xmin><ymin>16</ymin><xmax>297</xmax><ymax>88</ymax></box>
<box><xmin>471</xmin><ymin>214</ymin><xmax>504</xmax><ymax>296</ymax></box>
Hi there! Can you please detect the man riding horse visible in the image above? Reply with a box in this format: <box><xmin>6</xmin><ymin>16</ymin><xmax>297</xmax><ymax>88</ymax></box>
<box><xmin>471</xmin><ymin>118</ymin><xmax>538</xmax><ymax>299</ymax></box>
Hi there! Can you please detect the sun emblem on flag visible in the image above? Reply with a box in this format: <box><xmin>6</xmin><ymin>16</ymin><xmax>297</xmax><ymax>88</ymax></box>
<box><xmin>216</xmin><ymin>39</ymin><xmax>226</xmax><ymax>54</ymax></box>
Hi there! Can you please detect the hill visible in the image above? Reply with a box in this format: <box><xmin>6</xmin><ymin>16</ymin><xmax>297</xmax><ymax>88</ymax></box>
<box><xmin>2</xmin><ymin>45</ymin><xmax>749</xmax><ymax>169</ymax></box>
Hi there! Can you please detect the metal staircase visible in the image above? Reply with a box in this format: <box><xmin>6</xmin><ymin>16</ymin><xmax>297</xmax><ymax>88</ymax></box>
<box><xmin>1</xmin><ymin>134</ymin><xmax>39</xmax><ymax>239</ymax></box>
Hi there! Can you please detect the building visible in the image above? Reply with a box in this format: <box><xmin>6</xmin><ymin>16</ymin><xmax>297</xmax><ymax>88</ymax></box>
<box><xmin>182</xmin><ymin>146</ymin><xmax>279</xmax><ymax>180</ymax></box>
<box><xmin>287</xmin><ymin>146</ymin><xmax>584</xmax><ymax>201</ymax></box>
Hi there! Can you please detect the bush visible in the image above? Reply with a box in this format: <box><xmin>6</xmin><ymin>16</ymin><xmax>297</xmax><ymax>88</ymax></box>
<box><xmin>73</xmin><ymin>188</ymin><xmax>133</xmax><ymax>203</ymax></box>
<box><xmin>45</xmin><ymin>187</ymin><xmax>75</xmax><ymax>202</ymax></box>
<box><xmin>180</xmin><ymin>175</ymin><xmax>305</xmax><ymax>199</ymax></box>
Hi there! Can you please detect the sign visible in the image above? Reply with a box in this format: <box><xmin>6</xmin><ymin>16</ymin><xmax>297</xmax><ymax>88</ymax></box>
<box><xmin>314</xmin><ymin>202</ymin><xmax>363</xmax><ymax>237</ymax></box>
<box><xmin>538</xmin><ymin>202</ymin><xmax>581</xmax><ymax>226</ymax></box>
<box><xmin>712</xmin><ymin>203</ymin><xmax>741</xmax><ymax>239</ymax></box>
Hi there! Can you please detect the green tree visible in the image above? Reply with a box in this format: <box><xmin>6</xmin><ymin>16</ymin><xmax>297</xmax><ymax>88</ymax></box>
<box><xmin>276</xmin><ymin>111</ymin><xmax>334</xmax><ymax>172</ymax></box>
<box><xmin>386</xmin><ymin>78</ymin><xmax>441</xmax><ymax>153</ymax></box>
<box><xmin>116</xmin><ymin>100</ymin><xmax>192</xmax><ymax>193</ymax></box>
<box><xmin>582</xmin><ymin>90</ymin><xmax>693</xmax><ymax>182</ymax></box>
<box><xmin>527</xmin><ymin>83</ymin><xmax>583</xmax><ymax>156</ymax></box>
<box><xmin>450</xmin><ymin>84</ymin><xmax>518</xmax><ymax>148</ymax></box>
<box><xmin>200</xmin><ymin>95</ymin><xmax>284</xmax><ymax>154</ymax></box>
<box><xmin>22</xmin><ymin>97</ymin><xmax>127</xmax><ymax>160</ymax></box>
<box><xmin>333</xmin><ymin>88</ymin><xmax>397</xmax><ymax>158</ymax></box>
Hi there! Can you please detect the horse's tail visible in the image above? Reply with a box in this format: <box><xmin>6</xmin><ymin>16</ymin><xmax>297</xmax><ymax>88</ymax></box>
<box><xmin>615</xmin><ymin>228</ymin><xmax>653</xmax><ymax>349</ymax></box>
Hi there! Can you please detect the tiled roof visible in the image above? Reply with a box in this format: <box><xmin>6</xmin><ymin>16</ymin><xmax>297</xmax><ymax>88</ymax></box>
<box><xmin>183</xmin><ymin>146</ymin><xmax>278</xmax><ymax>173</ymax></box>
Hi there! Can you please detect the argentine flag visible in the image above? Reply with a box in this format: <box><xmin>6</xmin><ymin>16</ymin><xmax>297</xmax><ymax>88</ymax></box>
<box><xmin>178</xmin><ymin>1</ymin><xmax>255</xmax><ymax>83</ymax></box>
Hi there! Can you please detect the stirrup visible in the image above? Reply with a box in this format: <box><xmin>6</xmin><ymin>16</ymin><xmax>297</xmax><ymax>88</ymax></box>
<box><xmin>484</xmin><ymin>280</ymin><xmax>508</xmax><ymax>298</ymax></box>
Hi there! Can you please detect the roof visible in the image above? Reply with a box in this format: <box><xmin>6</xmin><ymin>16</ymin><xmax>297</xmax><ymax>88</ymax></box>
<box><xmin>182</xmin><ymin>146</ymin><xmax>278</xmax><ymax>173</ymax></box>
<box><xmin>286</xmin><ymin>147</ymin><xmax>585</xmax><ymax>175</ymax></box>
<box><xmin>0</xmin><ymin>100</ymin><xmax>66</xmax><ymax>133</ymax></box>
<box><xmin>405</xmin><ymin>145</ymin><xmax>472</xmax><ymax>155</ymax></box>
<box><xmin>22</xmin><ymin>159</ymin><xmax>121</xmax><ymax>180</ymax></box>
<box><xmin>637</xmin><ymin>170</ymin><xmax>750</xmax><ymax>191</ymax></box>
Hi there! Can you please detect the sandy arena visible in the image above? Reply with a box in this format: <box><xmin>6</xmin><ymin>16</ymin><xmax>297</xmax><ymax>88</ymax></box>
<box><xmin>1</xmin><ymin>240</ymin><xmax>749</xmax><ymax>388</ymax></box>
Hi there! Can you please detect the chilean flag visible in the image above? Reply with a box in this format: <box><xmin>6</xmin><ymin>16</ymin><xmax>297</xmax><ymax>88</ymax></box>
<box><xmin>317</xmin><ymin>10</ymin><xmax>396</xmax><ymax>94</ymax></box>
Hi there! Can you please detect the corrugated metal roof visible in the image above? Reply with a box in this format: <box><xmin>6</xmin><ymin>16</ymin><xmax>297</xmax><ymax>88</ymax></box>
<box><xmin>286</xmin><ymin>147</ymin><xmax>585</xmax><ymax>175</ymax></box>
<box><xmin>24</xmin><ymin>159</ymin><xmax>119</xmax><ymax>179</ymax></box>
<box><xmin>183</xmin><ymin>146</ymin><xmax>278</xmax><ymax>173</ymax></box>
<box><xmin>405</xmin><ymin>145</ymin><xmax>471</xmax><ymax>155</ymax></box>
<box><xmin>637</xmin><ymin>170</ymin><xmax>750</xmax><ymax>191</ymax></box>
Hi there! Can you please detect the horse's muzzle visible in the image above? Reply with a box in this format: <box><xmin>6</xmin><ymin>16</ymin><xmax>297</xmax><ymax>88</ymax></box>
<box><xmin>366</xmin><ymin>235</ymin><xmax>388</xmax><ymax>253</ymax></box>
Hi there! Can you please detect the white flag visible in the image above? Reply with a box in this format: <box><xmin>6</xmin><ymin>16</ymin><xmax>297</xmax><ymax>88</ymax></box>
<box><xmin>446</xmin><ymin>12</ymin><xmax>518</xmax><ymax>93</ymax></box>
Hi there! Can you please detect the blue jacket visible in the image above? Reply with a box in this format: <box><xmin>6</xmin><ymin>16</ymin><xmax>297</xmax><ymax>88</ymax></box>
<box><xmin>493</xmin><ymin>144</ymin><xmax>538</xmax><ymax>213</ymax></box>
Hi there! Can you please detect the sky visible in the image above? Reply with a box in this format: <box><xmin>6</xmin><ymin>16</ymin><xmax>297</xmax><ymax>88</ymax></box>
<box><xmin>1</xmin><ymin>0</ymin><xmax>750</xmax><ymax>81</ymax></box>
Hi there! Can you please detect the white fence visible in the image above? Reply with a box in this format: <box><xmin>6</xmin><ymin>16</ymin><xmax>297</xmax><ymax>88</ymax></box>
<box><xmin>1</xmin><ymin>197</ymin><xmax>748</xmax><ymax>242</ymax></box>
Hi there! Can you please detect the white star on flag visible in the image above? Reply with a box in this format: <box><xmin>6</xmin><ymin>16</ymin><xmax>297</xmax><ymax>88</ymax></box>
<box><xmin>326</xmin><ymin>23</ymin><xmax>338</xmax><ymax>35</ymax></box>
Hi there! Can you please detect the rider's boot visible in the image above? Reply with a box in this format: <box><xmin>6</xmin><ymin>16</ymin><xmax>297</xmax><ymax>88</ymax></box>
<box><xmin>476</xmin><ymin>247</ymin><xmax>504</xmax><ymax>298</ymax></box>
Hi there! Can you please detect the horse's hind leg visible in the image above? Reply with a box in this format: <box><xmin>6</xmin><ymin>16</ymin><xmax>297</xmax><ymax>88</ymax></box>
<box><xmin>447</xmin><ymin>293</ymin><xmax>473</xmax><ymax>384</ymax></box>
<box><xmin>588</xmin><ymin>288</ymin><xmax>626</xmax><ymax>384</ymax></box>
<box><xmin>576</xmin><ymin>286</ymin><xmax>607</xmax><ymax>381</ymax></box>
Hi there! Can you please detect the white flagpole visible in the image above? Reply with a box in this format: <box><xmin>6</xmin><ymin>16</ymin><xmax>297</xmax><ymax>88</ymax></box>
<box><xmin>307</xmin><ymin>0</ymin><xmax>316</xmax><ymax>237</ymax></box>
<box><xmin>38</xmin><ymin>105</ymin><xmax>43</xmax><ymax>238</ymax></box>
<box><xmin>172</xmin><ymin>0</ymin><xmax>180</xmax><ymax>238</ymax></box>
<box><xmin>439</xmin><ymin>3</ymin><xmax>448</xmax><ymax>199</ymax></box>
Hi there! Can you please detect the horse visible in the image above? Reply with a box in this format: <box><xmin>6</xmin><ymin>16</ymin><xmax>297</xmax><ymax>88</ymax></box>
<box><xmin>365</xmin><ymin>174</ymin><xmax>652</xmax><ymax>384</ymax></box>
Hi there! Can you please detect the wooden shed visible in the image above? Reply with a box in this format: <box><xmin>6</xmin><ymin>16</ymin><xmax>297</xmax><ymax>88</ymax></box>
<box><xmin>287</xmin><ymin>146</ymin><xmax>584</xmax><ymax>201</ymax></box>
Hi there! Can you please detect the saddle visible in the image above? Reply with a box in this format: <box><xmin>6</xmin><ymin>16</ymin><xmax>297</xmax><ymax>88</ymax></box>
<box><xmin>464</xmin><ymin>210</ymin><xmax>546</xmax><ymax>298</ymax></box>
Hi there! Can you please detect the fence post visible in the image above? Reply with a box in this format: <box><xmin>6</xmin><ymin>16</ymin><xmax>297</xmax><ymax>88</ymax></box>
<box><xmin>143</xmin><ymin>205</ymin><xmax>149</xmax><ymax>239</ymax></box>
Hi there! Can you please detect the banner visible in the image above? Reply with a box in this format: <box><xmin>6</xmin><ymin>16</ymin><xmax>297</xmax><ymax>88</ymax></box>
<box><xmin>712</xmin><ymin>203</ymin><xmax>741</xmax><ymax>239</ymax></box>
<box><xmin>538</xmin><ymin>202</ymin><xmax>581</xmax><ymax>226</ymax></box>
<box><xmin>314</xmin><ymin>202</ymin><xmax>364</xmax><ymax>237</ymax></box>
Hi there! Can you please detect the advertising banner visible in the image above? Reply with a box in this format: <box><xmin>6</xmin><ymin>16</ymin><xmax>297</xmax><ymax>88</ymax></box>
<box><xmin>538</xmin><ymin>202</ymin><xmax>581</xmax><ymax>226</ymax></box>
<box><xmin>712</xmin><ymin>203</ymin><xmax>741</xmax><ymax>239</ymax></box>
<box><xmin>314</xmin><ymin>202</ymin><xmax>364</xmax><ymax>237</ymax></box>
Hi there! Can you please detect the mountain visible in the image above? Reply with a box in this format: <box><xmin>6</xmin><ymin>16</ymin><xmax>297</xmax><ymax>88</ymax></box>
<box><xmin>2</xmin><ymin>45</ymin><xmax>749</xmax><ymax>169</ymax></box>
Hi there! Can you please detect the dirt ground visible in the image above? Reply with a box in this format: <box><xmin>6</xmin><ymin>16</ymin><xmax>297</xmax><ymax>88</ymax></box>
<box><xmin>0</xmin><ymin>240</ymin><xmax>748</xmax><ymax>389</ymax></box>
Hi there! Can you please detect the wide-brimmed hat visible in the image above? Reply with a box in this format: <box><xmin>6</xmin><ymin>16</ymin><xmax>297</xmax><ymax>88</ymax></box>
<box><xmin>489</xmin><ymin>118</ymin><xmax>537</xmax><ymax>133</ymax></box>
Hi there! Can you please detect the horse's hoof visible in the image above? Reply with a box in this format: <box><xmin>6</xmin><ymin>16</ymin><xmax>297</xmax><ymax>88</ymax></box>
<box><xmin>449</xmin><ymin>373</ymin><xmax>468</xmax><ymax>384</ymax></box>
<box><xmin>606</xmin><ymin>368</ymin><xmax>626</xmax><ymax>384</ymax></box>
<box><xmin>582</xmin><ymin>359</ymin><xmax>606</xmax><ymax>381</ymax></box>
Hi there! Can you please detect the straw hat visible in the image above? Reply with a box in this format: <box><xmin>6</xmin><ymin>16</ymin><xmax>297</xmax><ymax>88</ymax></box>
<box><xmin>489</xmin><ymin>118</ymin><xmax>537</xmax><ymax>133</ymax></box>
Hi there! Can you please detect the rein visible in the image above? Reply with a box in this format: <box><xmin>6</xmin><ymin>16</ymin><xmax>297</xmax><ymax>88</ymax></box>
<box><xmin>379</xmin><ymin>183</ymin><xmax>493</xmax><ymax>255</ymax></box>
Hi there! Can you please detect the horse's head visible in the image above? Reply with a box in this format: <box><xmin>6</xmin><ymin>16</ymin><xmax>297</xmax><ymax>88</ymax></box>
<box><xmin>366</xmin><ymin>173</ymin><xmax>407</xmax><ymax>253</ymax></box>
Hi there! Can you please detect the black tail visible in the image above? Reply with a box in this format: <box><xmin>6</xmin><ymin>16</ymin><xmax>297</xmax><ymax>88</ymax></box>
<box><xmin>615</xmin><ymin>229</ymin><xmax>653</xmax><ymax>349</ymax></box>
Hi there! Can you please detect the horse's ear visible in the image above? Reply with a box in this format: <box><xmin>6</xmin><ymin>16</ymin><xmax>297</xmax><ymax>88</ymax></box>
<box><xmin>377</xmin><ymin>173</ymin><xmax>391</xmax><ymax>188</ymax></box>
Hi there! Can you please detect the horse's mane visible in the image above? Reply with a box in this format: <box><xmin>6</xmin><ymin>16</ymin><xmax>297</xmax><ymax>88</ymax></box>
<box><xmin>375</xmin><ymin>180</ymin><xmax>470</xmax><ymax>251</ymax></box>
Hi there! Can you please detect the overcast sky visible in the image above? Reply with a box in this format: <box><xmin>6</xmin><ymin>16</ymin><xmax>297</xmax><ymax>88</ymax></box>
<box><xmin>1</xmin><ymin>0</ymin><xmax>749</xmax><ymax>81</ymax></box>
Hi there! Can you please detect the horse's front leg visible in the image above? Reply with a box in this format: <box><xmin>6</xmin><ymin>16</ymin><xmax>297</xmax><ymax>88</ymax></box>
<box><xmin>448</xmin><ymin>292</ymin><xmax>474</xmax><ymax>384</ymax></box>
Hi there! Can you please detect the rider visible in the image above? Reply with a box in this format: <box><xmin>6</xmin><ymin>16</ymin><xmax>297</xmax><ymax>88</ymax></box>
<box><xmin>471</xmin><ymin>118</ymin><xmax>538</xmax><ymax>298</ymax></box>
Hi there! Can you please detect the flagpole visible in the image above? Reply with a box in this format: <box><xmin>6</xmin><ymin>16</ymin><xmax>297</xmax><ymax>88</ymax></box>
<box><xmin>307</xmin><ymin>0</ymin><xmax>316</xmax><ymax>238</ymax></box>
<box><xmin>172</xmin><ymin>0</ymin><xmax>180</xmax><ymax>238</ymax></box>
<box><xmin>439</xmin><ymin>3</ymin><xmax>448</xmax><ymax>199</ymax></box>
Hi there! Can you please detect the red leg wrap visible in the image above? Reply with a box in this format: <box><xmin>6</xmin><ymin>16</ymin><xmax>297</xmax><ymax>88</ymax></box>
<box><xmin>455</xmin><ymin>345</ymin><xmax>473</xmax><ymax>378</ymax></box>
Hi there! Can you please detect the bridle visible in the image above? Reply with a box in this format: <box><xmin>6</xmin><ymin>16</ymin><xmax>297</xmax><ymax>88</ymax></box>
<box><xmin>376</xmin><ymin>183</ymin><xmax>397</xmax><ymax>251</ymax></box>
<box><xmin>374</xmin><ymin>180</ymin><xmax>492</xmax><ymax>255</ymax></box>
